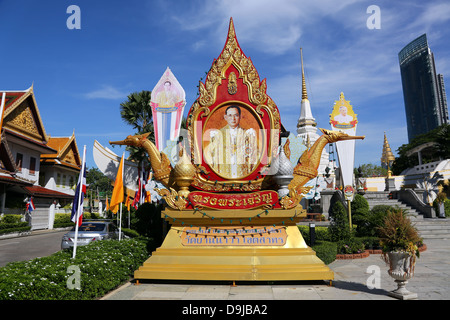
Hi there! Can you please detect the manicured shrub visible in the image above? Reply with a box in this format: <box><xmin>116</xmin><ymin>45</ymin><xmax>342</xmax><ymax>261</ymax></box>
<box><xmin>446</xmin><ymin>199</ymin><xmax>450</xmax><ymax>217</ymax></box>
<box><xmin>336</xmin><ymin>237</ymin><xmax>365</xmax><ymax>254</ymax></box>
<box><xmin>1</xmin><ymin>214</ymin><xmax>23</xmax><ymax>224</ymax></box>
<box><xmin>351</xmin><ymin>194</ymin><xmax>371</xmax><ymax>236</ymax></box>
<box><xmin>0</xmin><ymin>238</ymin><xmax>150</xmax><ymax>300</ymax></box>
<box><xmin>0</xmin><ymin>214</ymin><xmax>30</xmax><ymax>235</ymax></box>
<box><xmin>312</xmin><ymin>241</ymin><xmax>337</xmax><ymax>265</ymax></box>
<box><xmin>359</xmin><ymin>236</ymin><xmax>381</xmax><ymax>250</ymax></box>
<box><xmin>53</xmin><ymin>213</ymin><xmax>74</xmax><ymax>228</ymax></box>
<box><xmin>351</xmin><ymin>194</ymin><xmax>369</xmax><ymax>214</ymax></box>
<box><xmin>131</xmin><ymin>203</ymin><xmax>163</xmax><ymax>245</ymax></box>
<box><xmin>328</xmin><ymin>201</ymin><xmax>354</xmax><ymax>242</ymax></box>
<box><xmin>298</xmin><ymin>225</ymin><xmax>331</xmax><ymax>245</ymax></box>
<box><xmin>0</xmin><ymin>224</ymin><xmax>30</xmax><ymax>235</ymax></box>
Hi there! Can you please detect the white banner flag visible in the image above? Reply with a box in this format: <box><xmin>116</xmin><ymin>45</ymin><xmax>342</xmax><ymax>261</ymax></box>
<box><xmin>330</xmin><ymin>92</ymin><xmax>358</xmax><ymax>201</ymax></box>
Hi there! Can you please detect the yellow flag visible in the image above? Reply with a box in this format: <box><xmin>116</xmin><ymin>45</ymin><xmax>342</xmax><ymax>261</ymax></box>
<box><xmin>109</xmin><ymin>154</ymin><xmax>124</xmax><ymax>214</ymax></box>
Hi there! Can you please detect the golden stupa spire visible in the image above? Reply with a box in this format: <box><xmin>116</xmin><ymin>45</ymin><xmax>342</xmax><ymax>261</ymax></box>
<box><xmin>381</xmin><ymin>132</ymin><xmax>396</xmax><ymax>177</ymax></box>
<box><xmin>301</xmin><ymin>48</ymin><xmax>308</xmax><ymax>100</ymax></box>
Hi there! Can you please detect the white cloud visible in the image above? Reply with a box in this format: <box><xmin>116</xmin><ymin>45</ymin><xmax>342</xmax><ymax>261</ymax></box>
<box><xmin>408</xmin><ymin>2</ymin><xmax>450</xmax><ymax>30</ymax></box>
<box><xmin>167</xmin><ymin>0</ymin><xmax>360</xmax><ymax>55</ymax></box>
<box><xmin>83</xmin><ymin>85</ymin><xmax>127</xmax><ymax>100</ymax></box>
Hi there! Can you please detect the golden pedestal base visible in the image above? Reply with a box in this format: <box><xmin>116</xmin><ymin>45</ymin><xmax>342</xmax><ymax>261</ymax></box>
<box><xmin>134</xmin><ymin>209</ymin><xmax>334</xmax><ymax>281</ymax></box>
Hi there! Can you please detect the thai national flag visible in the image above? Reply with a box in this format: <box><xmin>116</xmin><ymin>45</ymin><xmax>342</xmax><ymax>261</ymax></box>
<box><xmin>71</xmin><ymin>158</ymin><xmax>87</xmax><ymax>226</ymax></box>
<box><xmin>26</xmin><ymin>198</ymin><xmax>35</xmax><ymax>213</ymax></box>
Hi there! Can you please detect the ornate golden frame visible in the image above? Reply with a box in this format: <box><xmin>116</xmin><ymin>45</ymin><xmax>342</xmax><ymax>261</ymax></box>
<box><xmin>186</xmin><ymin>19</ymin><xmax>281</xmax><ymax>192</ymax></box>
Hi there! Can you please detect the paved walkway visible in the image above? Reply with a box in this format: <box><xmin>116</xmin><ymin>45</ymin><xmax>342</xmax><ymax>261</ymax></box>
<box><xmin>101</xmin><ymin>239</ymin><xmax>450</xmax><ymax>300</ymax></box>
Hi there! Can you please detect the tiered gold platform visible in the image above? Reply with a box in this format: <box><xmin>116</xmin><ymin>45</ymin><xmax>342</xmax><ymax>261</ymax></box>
<box><xmin>134</xmin><ymin>208</ymin><xmax>334</xmax><ymax>282</ymax></box>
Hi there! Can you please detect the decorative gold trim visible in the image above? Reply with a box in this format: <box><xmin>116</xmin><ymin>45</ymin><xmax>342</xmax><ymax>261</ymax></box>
<box><xmin>228</xmin><ymin>72</ymin><xmax>237</xmax><ymax>95</ymax></box>
<box><xmin>186</xmin><ymin>19</ymin><xmax>282</xmax><ymax>192</ymax></box>
<box><xmin>3</xmin><ymin>86</ymin><xmax>49</xmax><ymax>143</ymax></box>
<box><xmin>156</xmin><ymin>187</ymin><xmax>187</xmax><ymax>211</ymax></box>
<box><xmin>197</xmin><ymin>19</ymin><xmax>269</xmax><ymax>108</ymax></box>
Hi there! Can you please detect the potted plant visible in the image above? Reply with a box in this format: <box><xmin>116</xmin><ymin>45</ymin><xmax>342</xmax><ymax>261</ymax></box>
<box><xmin>436</xmin><ymin>192</ymin><xmax>447</xmax><ymax>218</ymax></box>
<box><xmin>377</xmin><ymin>207</ymin><xmax>422</xmax><ymax>300</ymax></box>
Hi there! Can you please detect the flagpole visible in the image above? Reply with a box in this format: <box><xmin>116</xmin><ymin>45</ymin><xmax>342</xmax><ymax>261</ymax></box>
<box><xmin>0</xmin><ymin>92</ymin><xmax>6</xmax><ymax>143</ymax></box>
<box><xmin>118</xmin><ymin>152</ymin><xmax>124</xmax><ymax>241</ymax></box>
<box><xmin>127</xmin><ymin>195</ymin><xmax>130</xmax><ymax>229</ymax></box>
<box><xmin>72</xmin><ymin>145</ymin><xmax>87</xmax><ymax>259</ymax></box>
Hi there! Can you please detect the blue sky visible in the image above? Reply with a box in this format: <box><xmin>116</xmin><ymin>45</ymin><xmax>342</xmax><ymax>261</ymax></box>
<box><xmin>1</xmin><ymin>0</ymin><xmax>449</xmax><ymax>170</ymax></box>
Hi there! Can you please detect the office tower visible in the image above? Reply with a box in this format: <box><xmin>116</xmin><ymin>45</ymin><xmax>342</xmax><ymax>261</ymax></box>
<box><xmin>398</xmin><ymin>34</ymin><xmax>449</xmax><ymax>142</ymax></box>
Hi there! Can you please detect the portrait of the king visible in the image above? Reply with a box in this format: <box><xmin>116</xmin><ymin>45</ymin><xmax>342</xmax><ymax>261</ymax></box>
<box><xmin>204</xmin><ymin>105</ymin><xmax>260</xmax><ymax>179</ymax></box>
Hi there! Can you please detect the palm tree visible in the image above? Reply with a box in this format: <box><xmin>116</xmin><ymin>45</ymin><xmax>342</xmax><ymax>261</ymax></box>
<box><xmin>119</xmin><ymin>90</ymin><xmax>154</xmax><ymax>164</ymax></box>
<box><xmin>120</xmin><ymin>90</ymin><xmax>153</xmax><ymax>135</ymax></box>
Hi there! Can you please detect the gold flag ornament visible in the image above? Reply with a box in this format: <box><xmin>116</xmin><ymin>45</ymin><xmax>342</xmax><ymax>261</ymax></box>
<box><xmin>109</xmin><ymin>153</ymin><xmax>125</xmax><ymax>214</ymax></box>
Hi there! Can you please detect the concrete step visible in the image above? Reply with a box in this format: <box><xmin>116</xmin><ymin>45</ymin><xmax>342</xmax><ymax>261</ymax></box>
<box><xmin>414</xmin><ymin>218</ymin><xmax>450</xmax><ymax>240</ymax></box>
<box><xmin>366</xmin><ymin>199</ymin><xmax>420</xmax><ymax>217</ymax></box>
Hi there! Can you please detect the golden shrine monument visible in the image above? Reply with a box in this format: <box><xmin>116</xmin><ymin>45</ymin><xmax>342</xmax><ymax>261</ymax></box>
<box><xmin>111</xmin><ymin>19</ymin><xmax>364</xmax><ymax>282</ymax></box>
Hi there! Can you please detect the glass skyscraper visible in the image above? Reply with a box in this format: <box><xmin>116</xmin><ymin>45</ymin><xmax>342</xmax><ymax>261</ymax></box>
<box><xmin>398</xmin><ymin>34</ymin><xmax>449</xmax><ymax>142</ymax></box>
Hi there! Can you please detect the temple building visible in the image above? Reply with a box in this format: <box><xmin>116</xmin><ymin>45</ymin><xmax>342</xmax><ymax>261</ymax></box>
<box><xmin>40</xmin><ymin>131</ymin><xmax>83</xmax><ymax>196</ymax></box>
<box><xmin>0</xmin><ymin>85</ymin><xmax>77</xmax><ymax>230</ymax></box>
<box><xmin>296</xmin><ymin>49</ymin><xmax>333</xmax><ymax>177</ymax></box>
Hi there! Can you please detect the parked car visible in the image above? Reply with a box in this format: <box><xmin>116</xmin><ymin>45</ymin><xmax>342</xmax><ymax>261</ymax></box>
<box><xmin>61</xmin><ymin>220</ymin><xmax>123</xmax><ymax>250</ymax></box>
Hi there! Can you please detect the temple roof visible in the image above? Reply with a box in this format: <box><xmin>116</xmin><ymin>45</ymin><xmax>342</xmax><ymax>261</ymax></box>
<box><xmin>23</xmin><ymin>185</ymin><xmax>74</xmax><ymax>199</ymax></box>
<box><xmin>40</xmin><ymin>131</ymin><xmax>81</xmax><ymax>171</ymax></box>
<box><xmin>1</xmin><ymin>85</ymin><xmax>50</xmax><ymax>146</ymax></box>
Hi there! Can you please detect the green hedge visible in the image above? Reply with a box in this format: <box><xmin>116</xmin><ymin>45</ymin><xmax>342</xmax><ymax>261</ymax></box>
<box><xmin>0</xmin><ymin>238</ymin><xmax>150</xmax><ymax>300</ymax></box>
<box><xmin>298</xmin><ymin>225</ymin><xmax>331</xmax><ymax>244</ymax></box>
<box><xmin>298</xmin><ymin>226</ymin><xmax>336</xmax><ymax>264</ymax></box>
<box><xmin>0</xmin><ymin>224</ymin><xmax>31</xmax><ymax>235</ymax></box>
<box><xmin>0</xmin><ymin>215</ymin><xmax>30</xmax><ymax>235</ymax></box>
<box><xmin>312</xmin><ymin>241</ymin><xmax>337</xmax><ymax>265</ymax></box>
<box><xmin>1</xmin><ymin>214</ymin><xmax>23</xmax><ymax>224</ymax></box>
<box><xmin>53</xmin><ymin>212</ymin><xmax>104</xmax><ymax>228</ymax></box>
<box><xmin>298</xmin><ymin>225</ymin><xmax>382</xmax><ymax>263</ymax></box>
<box><xmin>336</xmin><ymin>237</ymin><xmax>365</xmax><ymax>254</ymax></box>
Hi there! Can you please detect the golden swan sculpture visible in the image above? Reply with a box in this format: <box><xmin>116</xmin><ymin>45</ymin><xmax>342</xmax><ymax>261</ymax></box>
<box><xmin>110</xmin><ymin>128</ymin><xmax>364</xmax><ymax>210</ymax></box>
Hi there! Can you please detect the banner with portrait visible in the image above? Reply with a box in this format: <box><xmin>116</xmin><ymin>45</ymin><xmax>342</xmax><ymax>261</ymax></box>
<box><xmin>150</xmin><ymin>67</ymin><xmax>186</xmax><ymax>151</ymax></box>
<box><xmin>329</xmin><ymin>92</ymin><xmax>358</xmax><ymax>201</ymax></box>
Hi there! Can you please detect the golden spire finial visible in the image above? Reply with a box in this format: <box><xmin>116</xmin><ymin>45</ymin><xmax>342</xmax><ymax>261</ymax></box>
<box><xmin>382</xmin><ymin>132</ymin><xmax>394</xmax><ymax>160</ymax></box>
<box><xmin>381</xmin><ymin>132</ymin><xmax>395</xmax><ymax>176</ymax></box>
<box><xmin>228</xmin><ymin>17</ymin><xmax>236</xmax><ymax>39</ymax></box>
<box><xmin>301</xmin><ymin>48</ymin><xmax>308</xmax><ymax>100</ymax></box>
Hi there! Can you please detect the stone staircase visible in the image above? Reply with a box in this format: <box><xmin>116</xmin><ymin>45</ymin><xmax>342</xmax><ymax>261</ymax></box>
<box><xmin>363</xmin><ymin>191</ymin><xmax>450</xmax><ymax>239</ymax></box>
<box><xmin>414</xmin><ymin>218</ymin><xmax>450</xmax><ymax>240</ymax></box>
<box><xmin>363</xmin><ymin>191</ymin><xmax>422</xmax><ymax>220</ymax></box>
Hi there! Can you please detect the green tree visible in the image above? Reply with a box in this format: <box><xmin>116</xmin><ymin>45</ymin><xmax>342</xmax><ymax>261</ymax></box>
<box><xmin>354</xmin><ymin>163</ymin><xmax>388</xmax><ymax>177</ymax></box>
<box><xmin>120</xmin><ymin>90</ymin><xmax>153</xmax><ymax>135</ymax></box>
<box><xmin>392</xmin><ymin>124</ymin><xmax>450</xmax><ymax>175</ymax></box>
<box><xmin>85</xmin><ymin>167</ymin><xmax>113</xmax><ymax>198</ymax></box>
<box><xmin>434</xmin><ymin>124</ymin><xmax>450</xmax><ymax>159</ymax></box>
